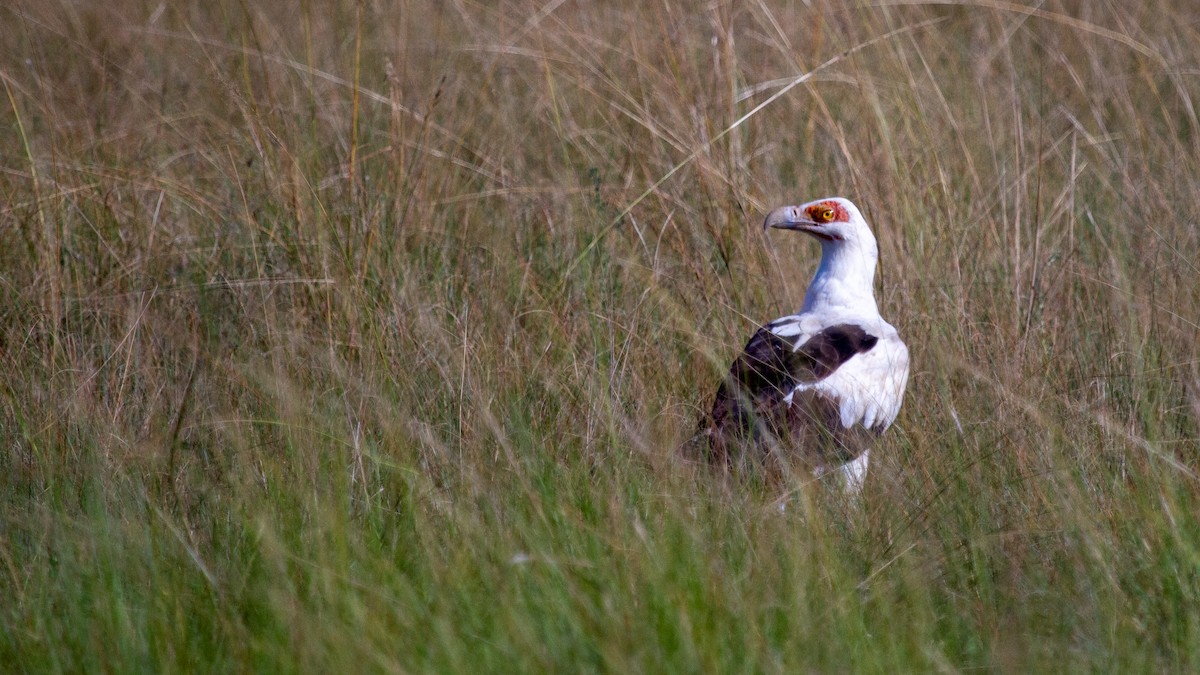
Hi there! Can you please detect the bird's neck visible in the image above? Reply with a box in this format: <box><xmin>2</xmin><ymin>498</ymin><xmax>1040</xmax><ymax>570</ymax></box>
<box><xmin>801</xmin><ymin>241</ymin><xmax>879</xmax><ymax>315</ymax></box>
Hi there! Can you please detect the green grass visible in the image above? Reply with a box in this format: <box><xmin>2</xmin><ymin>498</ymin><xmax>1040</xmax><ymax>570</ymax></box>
<box><xmin>2</xmin><ymin>0</ymin><xmax>1200</xmax><ymax>671</ymax></box>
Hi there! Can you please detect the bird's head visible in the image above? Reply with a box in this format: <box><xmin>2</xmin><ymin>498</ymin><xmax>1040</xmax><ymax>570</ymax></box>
<box><xmin>762</xmin><ymin>197</ymin><xmax>871</xmax><ymax>246</ymax></box>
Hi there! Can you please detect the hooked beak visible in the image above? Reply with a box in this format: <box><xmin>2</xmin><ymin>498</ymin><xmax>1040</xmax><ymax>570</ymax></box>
<box><xmin>763</xmin><ymin>205</ymin><xmax>820</xmax><ymax>233</ymax></box>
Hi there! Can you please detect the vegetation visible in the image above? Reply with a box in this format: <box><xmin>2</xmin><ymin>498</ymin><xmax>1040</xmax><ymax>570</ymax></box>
<box><xmin>3</xmin><ymin>0</ymin><xmax>1199</xmax><ymax>671</ymax></box>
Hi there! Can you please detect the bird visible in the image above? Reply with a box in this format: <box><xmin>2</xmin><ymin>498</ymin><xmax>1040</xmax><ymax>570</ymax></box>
<box><xmin>702</xmin><ymin>197</ymin><xmax>909</xmax><ymax>497</ymax></box>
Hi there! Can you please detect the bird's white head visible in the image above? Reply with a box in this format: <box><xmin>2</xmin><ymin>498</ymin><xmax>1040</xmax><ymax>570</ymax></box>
<box><xmin>762</xmin><ymin>197</ymin><xmax>873</xmax><ymax>248</ymax></box>
<box><xmin>762</xmin><ymin>197</ymin><xmax>881</xmax><ymax>313</ymax></box>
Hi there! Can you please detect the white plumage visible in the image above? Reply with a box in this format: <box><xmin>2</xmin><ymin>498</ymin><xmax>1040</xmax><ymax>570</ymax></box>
<box><xmin>704</xmin><ymin>197</ymin><xmax>909</xmax><ymax>496</ymax></box>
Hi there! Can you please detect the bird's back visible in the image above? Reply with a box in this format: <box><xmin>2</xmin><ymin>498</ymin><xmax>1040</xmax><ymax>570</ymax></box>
<box><xmin>703</xmin><ymin>310</ymin><xmax>908</xmax><ymax>478</ymax></box>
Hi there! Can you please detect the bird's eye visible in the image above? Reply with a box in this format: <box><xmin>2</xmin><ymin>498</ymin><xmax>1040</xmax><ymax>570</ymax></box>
<box><xmin>818</xmin><ymin>207</ymin><xmax>835</xmax><ymax>222</ymax></box>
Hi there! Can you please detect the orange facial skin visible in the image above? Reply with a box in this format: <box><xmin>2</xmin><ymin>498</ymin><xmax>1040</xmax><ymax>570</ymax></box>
<box><xmin>805</xmin><ymin>201</ymin><xmax>850</xmax><ymax>223</ymax></box>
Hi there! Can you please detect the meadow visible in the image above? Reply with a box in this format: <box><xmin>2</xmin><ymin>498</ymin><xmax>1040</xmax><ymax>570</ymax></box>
<box><xmin>2</xmin><ymin>0</ymin><xmax>1200</xmax><ymax>671</ymax></box>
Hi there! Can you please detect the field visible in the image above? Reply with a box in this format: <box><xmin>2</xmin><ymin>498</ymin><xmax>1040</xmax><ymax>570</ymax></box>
<box><xmin>3</xmin><ymin>0</ymin><xmax>1200</xmax><ymax>671</ymax></box>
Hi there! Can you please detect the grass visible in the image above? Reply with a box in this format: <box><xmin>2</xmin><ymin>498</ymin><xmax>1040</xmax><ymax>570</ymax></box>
<box><xmin>2</xmin><ymin>0</ymin><xmax>1199</xmax><ymax>671</ymax></box>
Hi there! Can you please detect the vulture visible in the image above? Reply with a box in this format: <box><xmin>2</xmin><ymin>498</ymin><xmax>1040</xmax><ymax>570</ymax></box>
<box><xmin>703</xmin><ymin>197</ymin><xmax>909</xmax><ymax>496</ymax></box>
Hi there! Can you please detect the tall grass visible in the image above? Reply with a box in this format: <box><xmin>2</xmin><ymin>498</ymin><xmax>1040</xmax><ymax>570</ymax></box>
<box><xmin>2</xmin><ymin>0</ymin><xmax>1199</xmax><ymax>670</ymax></box>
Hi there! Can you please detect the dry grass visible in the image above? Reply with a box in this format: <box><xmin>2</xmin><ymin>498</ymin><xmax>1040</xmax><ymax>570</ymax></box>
<box><xmin>2</xmin><ymin>0</ymin><xmax>1200</xmax><ymax>671</ymax></box>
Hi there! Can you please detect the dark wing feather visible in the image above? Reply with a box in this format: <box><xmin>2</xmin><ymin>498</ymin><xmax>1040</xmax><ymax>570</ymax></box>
<box><xmin>708</xmin><ymin>326</ymin><xmax>798</xmax><ymax>435</ymax></box>
<box><xmin>704</xmin><ymin>322</ymin><xmax>878</xmax><ymax>467</ymax></box>
<box><xmin>798</xmin><ymin>324</ymin><xmax>877</xmax><ymax>379</ymax></box>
